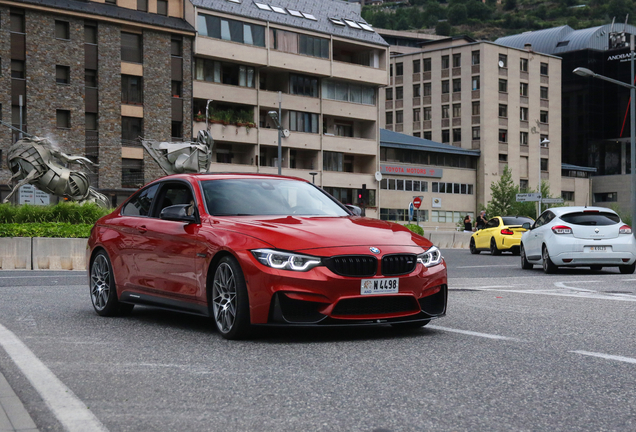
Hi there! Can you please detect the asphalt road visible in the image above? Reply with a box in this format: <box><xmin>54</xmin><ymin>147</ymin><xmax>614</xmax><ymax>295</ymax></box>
<box><xmin>1</xmin><ymin>251</ymin><xmax>636</xmax><ymax>431</ymax></box>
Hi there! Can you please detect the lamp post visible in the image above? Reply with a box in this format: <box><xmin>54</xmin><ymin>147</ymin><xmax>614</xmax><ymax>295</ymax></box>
<box><xmin>309</xmin><ymin>171</ymin><xmax>318</xmax><ymax>184</ymax></box>
<box><xmin>574</xmin><ymin>36</ymin><xmax>636</xmax><ymax>238</ymax></box>
<box><xmin>539</xmin><ymin>137</ymin><xmax>550</xmax><ymax>216</ymax></box>
<box><xmin>266</xmin><ymin>92</ymin><xmax>284</xmax><ymax>175</ymax></box>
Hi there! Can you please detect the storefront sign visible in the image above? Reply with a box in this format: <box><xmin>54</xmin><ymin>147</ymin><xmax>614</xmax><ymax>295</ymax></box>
<box><xmin>380</xmin><ymin>165</ymin><xmax>443</xmax><ymax>178</ymax></box>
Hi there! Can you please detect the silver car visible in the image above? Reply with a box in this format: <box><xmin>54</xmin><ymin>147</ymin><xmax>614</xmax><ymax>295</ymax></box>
<box><xmin>520</xmin><ymin>206</ymin><xmax>636</xmax><ymax>274</ymax></box>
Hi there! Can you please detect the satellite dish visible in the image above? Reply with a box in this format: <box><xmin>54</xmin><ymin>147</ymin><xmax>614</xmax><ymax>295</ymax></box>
<box><xmin>498</xmin><ymin>60</ymin><xmax>505</xmax><ymax>68</ymax></box>
<box><xmin>375</xmin><ymin>171</ymin><xmax>383</xmax><ymax>181</ymax></box>
<box><xmin>282</xmin><ymin>129</ymin><xmax>290</xmax><ymax>138</ymax></box>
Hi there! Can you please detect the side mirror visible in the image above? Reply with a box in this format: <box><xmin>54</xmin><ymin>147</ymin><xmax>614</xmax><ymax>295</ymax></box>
<box><xmin>160</xmin><ymin>204</ymin><xmax>198</xmax><ymax>224</ymax></box>
<box><xmin>345</xmin><ymin>204</ymin><xmax>362</xmax><ymax>216</ymax></box>
<box><xmin>522</xmin><ymin>222</ymin><xmax>531</xmax><ymax>230</ymax></box>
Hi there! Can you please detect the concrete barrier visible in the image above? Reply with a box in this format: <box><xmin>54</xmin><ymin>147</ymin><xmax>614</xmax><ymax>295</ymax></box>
<box><xmin>32</xmin><ymin>238</ymin><xmax>88</xmax><ymax>270</ymax></box>
<box><xmin>0</xmin><ymin>238</ymin><xmax>31</xmax><ymax>270</ymax></box>
<box><xmin>427</xmin><ymin>231</ymin><xmax>457</xmax><ymax>249</ymax></box>
<box><xmin>452</xmin><ymin>232</ymin><xmax>473</xmax><ymax>249</ymax></box>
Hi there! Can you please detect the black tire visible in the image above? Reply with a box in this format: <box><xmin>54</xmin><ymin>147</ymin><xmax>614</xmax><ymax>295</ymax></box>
<box><xmin>619</xmin><ymin>263</ymin><xmax>636</xmax><ymax>274</ymax></box>
<box><xmin>511</xmin><ymin>247</ymin><xmax>521</xmax><ymax>256</ymax></box>
<box><xmin>520</xmin><ymin>244</ymin><xmax>533</xmax><ymax>270</ymax></box>
<box><xmin>391</xmin><ymin>319</ymin><xmax>430</xmax><ymax>330</ymax></box>
<box><xmin>90</xmin><ymin>250</ymin><xmax>133</xmax><ymax>317</ymax></box>
<box><xmin>469</xmin><ymin>238</ymin><xmax>480</xmax><ymax>255</ymax></box>
<box><xmin>490</xmin><ymin>238</ymin><xmax>501</xmax><ymax>256</ymax></box>
<box><xmin>211</xmin><ymin>256</ymin><xmax>251</xmax><ymax>340</ymax></box>
<box><xmin>590</xmin><ymin>265</ymin><xmax>603</xmax><ymax>272</ymax></box>
<box><xmin>542</xmin><ymin>245</ymin><xmax>557</xmax><ymax>274</ymax></box>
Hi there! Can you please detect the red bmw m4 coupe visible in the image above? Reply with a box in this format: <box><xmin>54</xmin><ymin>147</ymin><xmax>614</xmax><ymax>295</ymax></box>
<box><xmin>88</xmin><ymin>173</ymin><xmax>447</xmax><ymax>339</ymax></box>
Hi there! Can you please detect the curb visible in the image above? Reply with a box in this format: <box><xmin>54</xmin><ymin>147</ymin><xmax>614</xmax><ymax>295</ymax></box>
<box><xmin>0</xmin><ymin>372</ymin><xmax>38</xmax><ymax>432</ymax></box>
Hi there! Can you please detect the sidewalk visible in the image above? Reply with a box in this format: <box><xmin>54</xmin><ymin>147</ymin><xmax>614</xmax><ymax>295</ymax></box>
<box><xmin>0</xmin><ymin>372</ymin><xmax>38</xmax><ymax>432</ymax></box>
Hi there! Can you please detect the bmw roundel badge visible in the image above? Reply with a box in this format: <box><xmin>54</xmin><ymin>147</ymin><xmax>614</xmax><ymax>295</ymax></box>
<box><xmin>370</xmin><ymin>247</ymin><xmax>381</xmax><ymax>254</ymax></box>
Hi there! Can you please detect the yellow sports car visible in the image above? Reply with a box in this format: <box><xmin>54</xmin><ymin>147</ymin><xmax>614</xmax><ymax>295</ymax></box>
<box><xmin>470</xmin><ymin>216</ymin><xmax>534</xmax><ymax>255</ymax></box>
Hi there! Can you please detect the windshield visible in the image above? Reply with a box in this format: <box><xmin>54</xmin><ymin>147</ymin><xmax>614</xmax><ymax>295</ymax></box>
<box><xmin>200</xmin><ymin>179</ymin><xmax>350</xmax><ymax>217</ymax></box>
<box><xmin>560</xmin><ymin>211</ymin><xmax>620</xmax><ymax>226</ymax></box>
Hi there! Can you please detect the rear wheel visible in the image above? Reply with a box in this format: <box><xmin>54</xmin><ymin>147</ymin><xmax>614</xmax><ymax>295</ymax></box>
<box><xmin>391</xmin><ymin>320</ymin><xmax>430</xmax><ymax>330</ymax></box>
<box><xmin>211</xmin><ymin>256</ymin><xmax>251</xmax><ymax>340</ymax></box>
<box><xmin>542</xmin><ymin>245</ymin><xmax>557</xmax><ymax>274</ymax></box>
<box><xmin>490</xmin><ymin>238</ymin><xmax>501</xmax><ymax>256</ymax></box>
<box><xmin>520</xmin><ymin>244</ymin><xmax>533</xmax><ymax>270</ymax></box>
<box><xmin>90</xmin><ymin>251</ymin><xmax>134</xmax><ymax>316</ymax></box>
<box><xmin>469</xmin><ymin>238</ymin><xmax>480</xmax><ymax>255</ymax></box>
<box><xmin>619</xmin><ymin>263</ymin><xmax>636</xmax><ymax>274</ymax></box>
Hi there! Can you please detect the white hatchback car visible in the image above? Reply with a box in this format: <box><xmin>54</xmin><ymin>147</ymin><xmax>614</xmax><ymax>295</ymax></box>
<box><xmin>520</xmin><ymin>206</ymin><xmax>636</xmax><ymax>274</ymax></box>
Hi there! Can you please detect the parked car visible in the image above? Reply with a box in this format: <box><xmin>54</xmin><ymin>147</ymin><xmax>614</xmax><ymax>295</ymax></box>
<box><xmin>470</xmin><ymin>216</ymin><xmax>534</xmax><ymax>255</ymax></box>
<box><xmin>88</xmin><ymin>173</ymin><xmax>447</xmax><ymax>339</ymax></box>
<box><xmin>520</xmin><ymin>206</ymin><xmax>636</xmax><ymax>274</ymax></box>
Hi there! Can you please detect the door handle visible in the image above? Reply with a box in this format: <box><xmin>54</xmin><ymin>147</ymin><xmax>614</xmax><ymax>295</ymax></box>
<box><xmin>137</xmin><ymin>225</ymin><xmax>147</xmax><ymax>234</ymax></box>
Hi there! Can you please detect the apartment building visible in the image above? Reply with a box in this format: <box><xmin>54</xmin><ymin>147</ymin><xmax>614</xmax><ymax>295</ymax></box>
<box><xmin>0</xmin><ymin>0</ymin><xmax>194</xmax><ymax>205</ymax></box>
<box><xmin>186</xmin><ymin>0</ymin><xmax>388</xmax><ymax>217</ymax></box>
<box><xmin>383</xmin><ymin>36</ymin><xmax>563</xmax><ymax>212</ymax></box>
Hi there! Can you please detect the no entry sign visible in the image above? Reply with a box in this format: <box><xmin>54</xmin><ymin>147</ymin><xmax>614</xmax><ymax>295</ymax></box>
<box><xmin>412</xmin><ymin>197</ymin><xmax>422</xmax><ymax>209</ymax></box>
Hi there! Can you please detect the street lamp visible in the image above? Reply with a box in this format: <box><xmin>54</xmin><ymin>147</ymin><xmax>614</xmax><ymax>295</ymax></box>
<box><xmin>267</xmin><ymin>91</ymin><xmax>284</xmax><ymax>175</ymax></box>
<box><xmin>573</xmin><ymin>38</ymin><xmax>636</xmax><ymax>238</ymax></box>
<box><xmin>539</xmin><ymin>137</ymin><xmax>550</xmax><ymax>216</ymax></box>
<box><xmin>309</xmin><ymin>171</ymin><xmax>318</xmax><ymax>184</ymax></box>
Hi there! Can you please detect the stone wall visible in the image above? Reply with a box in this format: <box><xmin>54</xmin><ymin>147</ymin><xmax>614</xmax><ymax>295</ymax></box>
<box><xmin>182</xmin><ymin>36</ymin><xmax>193</xmax><ymax>141</ymax></box>
<box><xmin>0</xmin><ymin>7</ymin><xmax>12</xmax><ymax>185</ymax></box>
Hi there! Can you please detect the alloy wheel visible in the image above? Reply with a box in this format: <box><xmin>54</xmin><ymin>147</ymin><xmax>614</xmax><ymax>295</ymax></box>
<box><xmin>213</xmin><ymin>262</ymin><xmax>237</xmax><ymax>334</ymax></box>
<box><xmin>90</xmin><ymin>254</ymin><xmax>111</xmax><ymax>311</ymax></box>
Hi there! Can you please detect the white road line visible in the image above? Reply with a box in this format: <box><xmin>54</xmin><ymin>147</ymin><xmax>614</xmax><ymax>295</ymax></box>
<box><xmin>0</xmin><ymin>323</ymin><xmax>108</xmax><ymax>432</ymax></box>
<box><xmin>571</xmin><ymin>350</ymin><xmax>636</xmax><ymax>365</ymax></box>
<box><xmin>456</xmin><ymin>265</ymin><xmax>519</xmax><ymax>268</ymax></box>
<box><xmin>0</xmin><ymin>275</ymin><xmax>84</xmax><ymax>279</ymax></box>
<box><xmin>428</xmin><ymin>325</ymin><xmax>524</xmax><ymax>341</ymax></box>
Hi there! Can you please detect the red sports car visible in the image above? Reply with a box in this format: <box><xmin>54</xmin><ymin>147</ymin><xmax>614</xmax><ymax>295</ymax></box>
<box><xmin>88</xmin><ymin>173</ymin><xmax>447</xmax><ymax>339</ymax></box>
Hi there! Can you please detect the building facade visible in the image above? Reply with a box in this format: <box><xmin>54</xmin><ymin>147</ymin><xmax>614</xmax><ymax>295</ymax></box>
<box><xmin>186</xmin><ymin>0</ymin><xmax>388</xmax><ymax>217</ymax></box>
<box><xmin>0</xmin><ymin>0</ymin><xmax>195</xmax><ymax>206</ymax></box>
<box><xmin>382</xmin><ymin>37</ymin><xmax>563</xmax><ymax>216</ymax></box>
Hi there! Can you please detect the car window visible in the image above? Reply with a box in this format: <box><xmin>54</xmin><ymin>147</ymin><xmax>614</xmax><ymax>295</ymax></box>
<box><xmin>560</xmin><ymin>211</ymin><xmax>620</xmax><ymax>226</ymax></box>
<box><xmin>485</xmin><ymin>218</ymin><xmax>499</xmax><ymax>229</ymax></box>
<box><xmin>501</xmin><ymin>216</ymin><xmax>533</xmax><ymax>226</ymax></box>
<box><xmin>156</xmin><ymin>183</ymin><xmax>194</xmax><ymax>215</ymax></box>
<box><xmin>201</xmin><ymin>179</ymin><xmax>349</xmax><ymax>217</ymax></box>
<box><xmin>121</xmin><ymin>184</ymin><xmax>159</xmax><ymax>217</ymax></box>
<box><xmin>534</xmin><ymin>211</ymin><xmax>550</xmax><ymax>228</ymax></box>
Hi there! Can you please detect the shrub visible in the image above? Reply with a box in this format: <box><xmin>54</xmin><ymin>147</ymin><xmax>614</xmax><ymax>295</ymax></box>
<box><xmin>404</xmin><ymin>224</ymin><xmax>425</xmax><ymax>236</ymax></box>
<box><xmin>0</xmin><ymin>202</ymin><xmax>111</xmax><ymax>224</ymax></box>
<box><xmin>0</xmin><ymin>223</ymin><xmax>93</xmax><ymax>238</ymax></box>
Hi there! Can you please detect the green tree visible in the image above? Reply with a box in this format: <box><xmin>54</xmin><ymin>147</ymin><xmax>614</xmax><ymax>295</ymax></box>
<box><xmin>486</xmin><ymin>165</ymin><xmax>516</xmax><ymax>217</ymax></box>
<box><xmin>503</xmin><ymin>0</ymin><xmax>517</xmax><ymax>12</ymax></box>
<box><xmin>436</xmin><ymin>21</ymin><xmax>452</xmax><ymax>36</ymax></box>
<box><xmin>448</xmin><ymin>4</ymin><xmax>468</xmax><ymax>25</ymax></box>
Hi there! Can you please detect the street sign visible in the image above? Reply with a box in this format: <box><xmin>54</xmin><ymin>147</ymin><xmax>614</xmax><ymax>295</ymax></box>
<box><xmin>516</xmin><ymin>193</ymin><xmax>542</xmax><ymax>202</ymax></box>
<box><xmin>408</xmin><ymin>202</ymin><xmax>414</xmax><ymax>221</ymax></box>
<box><xmin>413</xmin><ymin>197</ymin><xmax>422</xmax><ymax>209</ymax></box>
<box><xmin>542</xmin><ymin>198</ymin><xmax>564</xmax><ymax>204</ymax></box>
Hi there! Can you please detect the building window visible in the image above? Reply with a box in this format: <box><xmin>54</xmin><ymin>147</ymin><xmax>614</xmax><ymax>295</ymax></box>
<box><xmin>452</xmin><ymin>79</ymin><xmax>461</xmax><ymax>93</ymax></box>
<box><xmin>122</xmin><ymin>117</ymin><xmax>143</xmax><ymax>145</ymax></box>
<box><xmin>520</xmin><ymin>179</ymin><xmax>529</xmax><ymax>190</ymax></box>
<box><xmin>396</xmin><ymin>62</ymin><xmax>403</xmax><ymax>76</ymax></box>
<box><xmin>198</xmin><ymin>14</ymin><xmax>267</xmax><ymax>48</ymax></box>
<box><xmin>562</xmin><ymin>191</ymin><xmax>574</xmax><ymax>201</ymax></box>
<box><xmin>55</xmin><ymin>21</ymin><xmax>70</xmax><ymax>40</ymax></box>
<box><xmin>499</xmin><ymin>54</ymin><xmax>507</xmax><ymax>68</ymax></box>
<box><xmin>453</xmin><ymin>128</ymin><xmax>461</xmax><ymax>142</ymax></box>
<box><xmin>499</xmin><ymin>154</ymin><xmax>508</xmax><ymax>162</ymax></box>
<box><xmin>442</xmin><ymin>80</ymin><xmax>449</xmax><ymax>94</ymax></box>
<box><xmin>540</xmin><ymin>86</ymin><xmax>548</xmax><ymax>99</ymax></box>
<box><xmin>86</xmin><ymin>113</ymin><xmax>97</xmax><ymax>130</ymax></box>
<box><xmin>540</xmin><ymin>110</ymin><xmax>548</xmax><ymax>123</ymax></box>
<box><xmin>520</xmin><ymin>82</ymin><xmax>528</xmax><ymax>96</ymax></box>
<box><xmin>289</xmin><ymin>111</ymin><xmax>319</xmax><ymax>133</ymax></box>
<box><xmin>172</xmin><ymin>121</ymin><xmax>182</xmax><ymax>140</ymax></box>
<box><xmin>520</xmin><ymin>58</ymin><xmax>528</xmax><ymax>72</ymax></box>
<box><xmin>122</xmin><ymin>75</ymin><xmax>143</xmax><ymax>104</ymax></box>
<box><xmin>385</xmin><ymin>88</ymin><xmax>393</xmax><ymax>101</ymax></box>
<box><xmin>423</xmin><ymin>58</ymin><xmax>431</xmax><ymax>72</ymax></box>
<box><xmin>121</xmin><ymin>32</ymin><xmax>142</xmax><ymax>63</ymax></box>
<box><xmin>137</xmin><ymin>0</ymin><xmax>148</xmax><ymax>12</ymax></box>
<box><xmin>105</xmin><ymin>0</ymin><xmax>116</xmax><ymax>4</ymax></box>
<box><xmin>290</xmin><ymin>74</ymin><xmax>318</xmax><ymax>97</ymax></box>
<box><xmin>322</xmin><ymin>79</ymin><xmax>375</xmax><ymax>105</ymax></box>
<box><xmin>441</xmin><ymin>130</ymin><xmax>449</xmax><ymax>143</ymax></box>
<box><xmin>452</xmin><ymin>103</ymin><xmax>461</xmax><ymax>118</ymax></box>
<box><xmin>395</xmin><ymin>110</ymin><xmax>403</xmax><ymax>124</ymax></box>
<box><xmin>498</xmin><ymin>104</ymin><xmax>507</xmax><ymax>118</ymax></box>
<box><xmin>520</xmin><ymin>131</ymin><xmax>528</xmax><ymax>145</ymax></box>
<box><xmin>471</xmin><ymin>51</ymin><xmax>480</xmax><ymax>65</ymax></box>
<box><xmin>472</xmin><ymin>127</ymin><xmax>480</xmax><ymax>140</ymax></box>
<box><xmin>194</xmin><ymin>58</ymin><xmax>256</xmax><ymax>89</ymax></box>
<box><xmin>122</xmin><ymin>159</ymin><xmax>144</xmax><ymax>189</ymax></box>
<box><xmin>157</xmin><ymin>0</ymin><xmax>168</xmax><ymax>15</ymax></box>
<box><xmin>472</xmin><ymin>101</ymin><xmax>480</xmax><ymax>116</ymax></box>
<box><xmin>413</xmin><ymin>108</ymin><xmax>420</xmax><ymax>122</ymax></box>
<box><xmin>172</xmin><ymin>81</ymin><xmax>182</xmax><ymax>98</ymax></box>
<box><xmin>84</xmin><ymin>68</ymin><xmax>97</xmax><ymax>86</ymax></box>
<box><xmin>413</xmin><ymin>132</ymin><xmax>421</xmax><ymax>138</ymax></box>
<box><xmin>442</xmin><ymin>105</ymin><xmax>449</xmax><ymax>119</ymax></box>
<box><xmin>390</xmin><ymin>65</ymin><xmax>392</xmax><ymax>77</ymax></box>
<box><xmin>56</xmin><ymin>110</ymin><xmax>70</xmax><ymax>128</ymax></box>
<box><xmin>10</xmin><ymin>11</ymin><xmax>25</xmax><ymax>33</ymax></box>
<box><xmin>413</xmin><ymin>84</ymin><xmax>421</xmax><ymax>97</ymax></box>
<box><xmin>541</xmin><ymin>158</ymin><xmax>549</xmax><ymax>171</ymax></box>
<box><xmin>499</xmin><ymin>129</ymin><xmax>508</xmax><ymax>143</ymax></box>
<box><xmin>85</xmin><ymin>24</ymin><xmax>97</xmax><ymax>44</ymax></box>
<box><xmin>472</xmin><ymin>76</ymin><xmax>480</xmax><ymax>90</ymax></box>
<box><xmin>323</xmin><ymin>151</ymin><xmax>349</xmax><ymax>172</ymax></box>
<box><xmin>56</xmin><ymin>65</ymin><xmax>70</xmax><ymax>84</ymax></box>
<box><xmin>453</xmin><ymin>53</ymin><xmax>461</xmax><ymax>68</ymax></box>
<box><xmin>594</xmin><ymin>192</ymin><xmax>617</xmax><ymax>202</ymax></box>
<box><xmin>413</xmin><ymin>59</ymin><xmax>420</xmax><ymax>73</ymax></box>
<box><xmin>386</xmin><ymin>111</ymin><xmax>393</xmax><ymax>125</ymax></box>
<box><xmin>441</xmin><ymin>55</ymin><xmax>449</xmax><ymax>69</ymax></box>
<box><xmin>541</xmin><ymin>134</ymin><xmax>549</xmax><ymax>144</ymax></box>
<box><xmin>499</xmin><ymin>79</ymin><xmax>507</xmax><ymax>93</ymax></box>
<box><xmin>520</xmin><ymin>107</ymin><xmax>528</xmax><ymax>121</ymax></box>
<box><xmin>423</xmin><ymin>107</ymin><xmax>431</xmax><ymax>121</ymax></box>
<box><xmin>423</xmin><ymin>82</ymin><xmax>431</xmax><ymax>96</ymax></box>
<box><xmin>11</xmin><ymin>60</ymin><xmax>25</xmax><ymax>79</ymax></box>
<box><xmin>396</xmin><ymin>86</ymin><xmax>403</xmax><ymax>100</ymax></box>
<box><xmin>540</xmin><ymin>62</ymin><xmax>548</xmax><ymax>75</ymax></box>
<box><xmin>171</xmin><ymin>37</ymin><xmax>182</xmax><ymax>57</ymax></box>
<box><xmin>423</xmin><ymin>131</ymin><xmax>432</xmax><ymax>140</ymax></box>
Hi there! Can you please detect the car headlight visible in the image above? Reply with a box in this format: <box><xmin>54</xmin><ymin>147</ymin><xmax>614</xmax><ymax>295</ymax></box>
<box><xmin>251</xmin><ymin>249</ymin><xmax>322</xmax><ymax>272</ymax></box>
<box><xmin>417</xmin><ymin>246</ymin><xmax>443</xmax><ymax>268</ymax></box>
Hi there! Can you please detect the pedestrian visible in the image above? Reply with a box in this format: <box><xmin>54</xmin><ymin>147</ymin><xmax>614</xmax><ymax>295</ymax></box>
<box><xmin>476</xmin><ymin>210</ymin><xmax>487</xmax><ymax>230</ymax></box>
<box><xmin>463</xmin><ymin>214</ymin><xmax>472</xmax><ymax>232</ymax></box>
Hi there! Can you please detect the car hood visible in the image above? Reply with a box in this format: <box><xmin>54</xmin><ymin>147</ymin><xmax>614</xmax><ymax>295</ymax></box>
<box><xmin>208</xmin><ymin>216</ymin><xmax>432</xmax><ymax>251</ymax></box>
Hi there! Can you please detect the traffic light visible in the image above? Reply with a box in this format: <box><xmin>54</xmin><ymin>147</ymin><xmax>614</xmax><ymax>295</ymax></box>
<box><xmin>361</xmin><ymin>184</ymin><xmax>368</xmax><ymax>205</ymax></box>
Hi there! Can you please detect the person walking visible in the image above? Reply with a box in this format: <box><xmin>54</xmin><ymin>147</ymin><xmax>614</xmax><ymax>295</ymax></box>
<box><xmin>476</xmin><ymin>210</ymin><xmax>487</xmax><ymax>230</ymax></box>
<box><xmin>463</xmin><ymin>214</ymin><xmax>473</xmax><ymax>232</ymax></box>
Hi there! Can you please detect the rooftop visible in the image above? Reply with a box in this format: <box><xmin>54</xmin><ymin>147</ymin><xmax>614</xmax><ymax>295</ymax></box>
<box><xmin>380</xmin><ymin>129</ymin><xmax>480</xmax><ymax>157</ymax></box>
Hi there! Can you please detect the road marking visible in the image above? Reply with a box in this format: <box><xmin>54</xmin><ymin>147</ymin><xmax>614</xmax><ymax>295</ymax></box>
<box><xmin>428</xmin><ymin>325</ymin><xmax>524</xmax><ymax>341</ymax></box>
<box><xmin>0</xmin><ymin>275</ymin><xmax>84</xmax><ymax>279</ymax></box>
<box><xmin>571</xmin><ymin>350</ymin><xmax>636</xmax><ymax>365</ymax></box>
<box><xmin>0</xmin><ymin>323</ymin><xmax>108</xmax><ymax>432</ymax></box>
<box><xmin>456</xmin><ymin>264</ymin><xmax>519</xmax><ymax>268</ymax></box>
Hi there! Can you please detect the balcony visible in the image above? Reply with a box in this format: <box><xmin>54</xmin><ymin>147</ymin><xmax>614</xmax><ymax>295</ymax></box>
<box><xmin>322</xmin><ymin>99</ymin><xmax>377</xmax><ymax>120</ymax></box>
<box><xmin>323</xmin><ymin>135</ymin><xmax>376</xmax><ymax>156</ymax></box>
<box><xmin>260</xmin><ymin>91</ymin><xmax>320</xmax><ymax>113</ymax></box>
<box><xmin>193</xmin><ymin>122</ymin><xmax>258</xmax><ymax>145</ymax></box>
<box><xmin>332</xmin><ymin>61</ymin><xmax>387</xmax><ymax>86</ymax></box>
<box><xmin>260</xmin><ymin>128</ymin><xmax>321</xmax><ymax>150</ymax></box>
<box><xmin>322</xmin><ymin>171</ymin><xmax>375</xmax><ymax>189</ymax></box>
<box><xmin>269</xmin><ymin>50</ymin><xmax>330</xmax><ymax>76</ymax></box>
<box><xmin>193</xmin><ymin>81</ymin><xmax>257</xmax><ymax>105</ymax></box>
<box><xmin>195</xmin><ymin>36</ymin><xmax>267</xmax><ymax>67</ymax></box>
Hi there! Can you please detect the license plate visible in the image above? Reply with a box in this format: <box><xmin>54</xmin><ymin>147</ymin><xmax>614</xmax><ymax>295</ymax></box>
<box><xmin>586</xmin><ymin>246</ymin><xmax>610</xmax><ymax>252</ymax></box>
<box><xmin>361</xmin><ymin>278</ymin><xmax>399</xmax><ymax>295</ymax></box>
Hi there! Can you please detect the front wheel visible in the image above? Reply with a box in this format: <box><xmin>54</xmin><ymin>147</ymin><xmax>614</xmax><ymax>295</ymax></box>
<box><xmin>542</xmin><ymin>245</ymin><xmax>557</xmax><ymax>274</ymax></box>
<box><xmin>520</xmin><ymin>244</ymin><xmax>533</xmax><ymax>270</ymax></box>
<box><xmin>490</xmin><ymin>238</ymin><xmax>501</xmax><ymax>256</ymax></box>
<box><xmin>619</xmin><ymin>263</ymin><xmax>636</xmax><ymax>274</ymax></box>
<box><xmin>90</xmin><ymin>251</ymin><xmax>133</xmax><ymax>316</ymax></box>
<box><xmin>469</xmin><ymin>238</ymin><xmax>480</xmax><ymax>255</ymax></box>
<box><xmin>211</xmin><ymin>256</ymin><xmax>251</xmax><ymax>340</ymax></box>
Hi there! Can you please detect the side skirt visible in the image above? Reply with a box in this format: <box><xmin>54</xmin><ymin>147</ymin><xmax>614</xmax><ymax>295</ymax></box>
<box><xmin>120</xmin><ymin>291</ymin><xmax>210</xmax><ymax>317</ymax></box>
